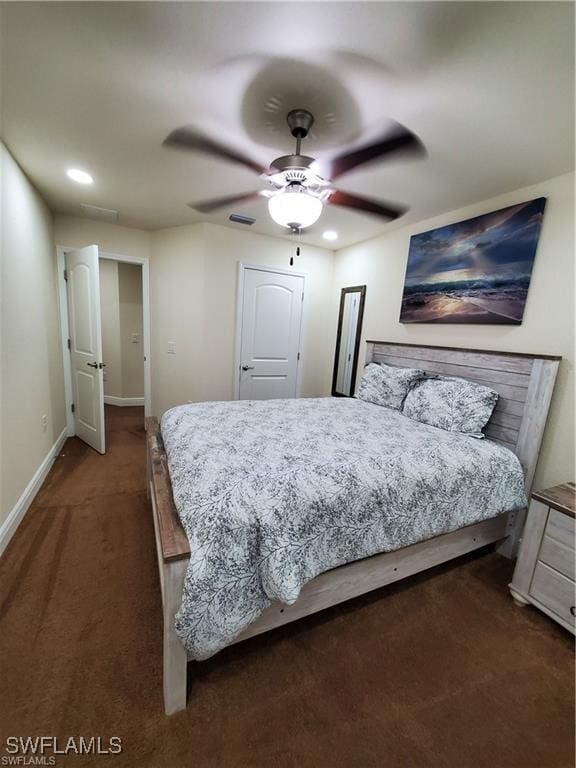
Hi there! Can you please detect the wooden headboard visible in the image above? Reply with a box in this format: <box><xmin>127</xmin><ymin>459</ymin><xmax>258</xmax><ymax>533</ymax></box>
<box><xmin>365</xmin><ymin>341</ymin><xmax>560</xmax><ymax>493</ymax></box>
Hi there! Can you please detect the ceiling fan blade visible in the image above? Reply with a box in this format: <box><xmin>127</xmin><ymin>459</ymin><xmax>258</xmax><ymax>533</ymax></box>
<box><xmin>188</xmin><ymin>191</ymin><xmax>263</xmax><ymax>213</ymax></box>
<box><xmin>164</xmin><ymin>126</ymin><xmax>265</xmax><ymax>175</ymax></box>
<box><xmin>328</xmin><ymin>190</ymin><xmax>407</xmax><ymax>220</ymax></box>
<box><xmin>327</xmin><ymin>124</ymin><xmax>425</xmax><ymax>181</ymax></box>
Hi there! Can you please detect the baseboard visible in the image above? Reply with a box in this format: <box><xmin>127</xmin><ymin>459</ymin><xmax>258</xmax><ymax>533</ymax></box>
<box><xmin>0</xmin><ymin>427</ymin><xmax>68</xmax><ymax>558</ymax></box>
<box><xmin>104</xmin><ymin>396</ymin><xmax>145</xmax><ymax>407</ymax></box>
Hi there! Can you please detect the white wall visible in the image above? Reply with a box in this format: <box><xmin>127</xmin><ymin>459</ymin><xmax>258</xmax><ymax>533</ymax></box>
<box><xmin>0</xmin><ymin>142</ymin><xmax>66</xmax><ymax>527</ymax></box>
<box><xmin>54</xmin><ymin>215</ymin><xmax>151</xmax><ymax>261</ymax></box>
<box><xmin>333</xmin><ymin>172</ymin><xmax>575</xmax><ymax>489</ymax></box>
<box><xmin>150</xmin><ymin>222</ymin><xmax>335</xmax><ymax>416</ymax></box>
<box><xmin>54</xmin><ymin>216</ymin><xmax>336</xmax><ymax>418</ymax></box>
<box><xmin>148</xmin><ymin>223</ymin><xmax>204</xmax><ymax>416</ymax></box>
<box><xmin>203</xmin><ymin>223</ymin><xmax>334</xmax><ymax>403</ymax></box>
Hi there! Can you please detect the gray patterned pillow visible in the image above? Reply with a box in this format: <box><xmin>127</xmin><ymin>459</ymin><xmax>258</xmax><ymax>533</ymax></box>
<box><xmin>402</xmin><ymin>376</ymin><xmax>498</xmax><ymax>437</ymax></box>
<box><xmin>355</xmin><ymin>363</ymin><xmax>424</xmax><ymax>410</ymax></box>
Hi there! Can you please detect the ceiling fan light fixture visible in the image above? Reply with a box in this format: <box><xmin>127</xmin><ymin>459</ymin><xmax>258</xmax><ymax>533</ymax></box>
<box><xmin>268</xmin><ymin>187</ymin><xmax>323</xmax><ymax>230</ymax></box>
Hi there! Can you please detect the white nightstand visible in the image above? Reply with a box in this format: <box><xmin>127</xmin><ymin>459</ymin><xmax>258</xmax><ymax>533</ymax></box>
<box><xmin>509</xmin><ymin>482</ymin><xmax>575</xmax><ymax>634</ymax></box>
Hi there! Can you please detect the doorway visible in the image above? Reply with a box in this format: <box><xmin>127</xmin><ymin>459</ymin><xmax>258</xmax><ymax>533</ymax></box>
<box><xmin>100</xmin><ymin>259</ymin><xmax>145</xmax><ymax>409</ymax></box>
<box><xmin>57</xmin><ymin>245</ymin><xmax>151</xmax><ymax>453</ymax></box>
<box><xmin>234</xmin><ymin>263</ymin><xmax>305</xmax><ymax>400</ymax></box>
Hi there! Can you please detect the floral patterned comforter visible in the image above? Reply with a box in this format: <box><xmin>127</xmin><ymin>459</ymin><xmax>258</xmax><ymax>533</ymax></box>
<box><xmin>161</xmin><ymin>397</ymin><xmax>526</xmax><ymax>659</ymax></box>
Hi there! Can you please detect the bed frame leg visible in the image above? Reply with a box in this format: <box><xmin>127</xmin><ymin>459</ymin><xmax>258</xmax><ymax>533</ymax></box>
<box><xmin>496</xmin><ymin>508</ymin><xmax>526</xmax><ymax>559</ymax></box>
<box><xmin>163</xmin><ymin>559</ymin><xmax>188</xmax><ymax>715</ymax></box>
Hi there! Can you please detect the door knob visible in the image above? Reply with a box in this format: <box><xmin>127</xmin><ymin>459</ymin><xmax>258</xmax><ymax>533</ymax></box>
<box><xmin>241</xmin><ymin>365</ymin><xmax>255</xmax><ymax>371</ymax></box>
<box><xmin>86</xmin><ymin>362</ymin><xmax>98</xmax><ymax>369</ymax></box>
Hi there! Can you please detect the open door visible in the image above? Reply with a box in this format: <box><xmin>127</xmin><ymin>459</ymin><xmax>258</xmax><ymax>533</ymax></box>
<box><xmin>65</xmin><ymin>245</ymin><xmax>106</xmax><ymax>454</ymax></box>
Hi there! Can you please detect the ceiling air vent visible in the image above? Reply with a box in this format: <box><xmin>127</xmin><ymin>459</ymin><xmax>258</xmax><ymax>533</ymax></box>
<box><xmin>229</xmin><ymin>213</ymin><xmax>255</xmax><ymax>226</ymax></box>
<box><xmin>80</xmin><ymin>204</ymin><xmax>119</xmax><ymax>223</ymax></box>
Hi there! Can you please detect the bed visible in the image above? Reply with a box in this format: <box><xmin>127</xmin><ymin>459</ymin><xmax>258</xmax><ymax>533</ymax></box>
<box><xmin>146</xmin><ymin>341</ymin><xmax>560</xmax><ymax>714</ymax></box>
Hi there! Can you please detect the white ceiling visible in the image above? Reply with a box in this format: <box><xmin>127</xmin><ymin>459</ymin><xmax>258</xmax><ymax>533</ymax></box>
<box><xmin>1</xmin><ymin>2</ymin><xmax>574</xmax><ymax>249</ymax></box>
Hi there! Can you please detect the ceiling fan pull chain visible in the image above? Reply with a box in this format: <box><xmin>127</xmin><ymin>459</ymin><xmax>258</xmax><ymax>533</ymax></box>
<box><xmin>289</xmin><ymin>225</ymin><xmax>300</xmax><ymax>266</ymax></box>
<box><xmin>293</xmin><ymin>227</ymin><xmax>303</xmax><ymax>267</ymax></box>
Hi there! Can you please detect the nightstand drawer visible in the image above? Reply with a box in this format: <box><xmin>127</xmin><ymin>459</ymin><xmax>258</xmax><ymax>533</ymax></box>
<box><xmin>539</xmin><ymin>535</ymin><xmax>575</xmax><ymax>581</ymax></box>
<box><xmin>530</xmin><ymin>561</ymin><xmax>575</xmax><ymax>628</ymax></box>
<box><xmin>545</xmin><ymin>509</ymin><xmax>575</xmax><ymax>548</ymax></box>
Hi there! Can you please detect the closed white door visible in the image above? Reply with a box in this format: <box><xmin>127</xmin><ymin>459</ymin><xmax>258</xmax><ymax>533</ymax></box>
<box><xmin>238</xmin><ymin>267</ymin><xmax>305</xmax><ymax>400</ymax></box>
<box><xmin>65</xmin><ymin>245</ymin><xmax>105</xmax><ymax>453</ymax></box>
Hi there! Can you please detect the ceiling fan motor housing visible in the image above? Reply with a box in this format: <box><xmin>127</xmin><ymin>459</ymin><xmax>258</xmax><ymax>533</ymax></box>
<box><xmin>267</xmin><ymin>155</ymin><xmax>328</xmax><ymax>196</ymax></box>
<box><xmin>287</xmin><ymin>108</ymin><xmax>314</xmax><ymax>139</ymax></box>
<box><xmin>268</xmin><ymin>110</ymin><xmax>327</xmax><ymax>188</ymax></box>
<box><xmin>269</xmin><ymin>154</ymin><xmax>316</xmax><ymax>174</ymax></box>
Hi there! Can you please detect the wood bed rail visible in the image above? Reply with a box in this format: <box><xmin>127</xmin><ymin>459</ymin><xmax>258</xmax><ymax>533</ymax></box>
<box><xmin>146</xmin><ymin>417</ymin><xmax>190</xmax><ymax>562</ymax></box>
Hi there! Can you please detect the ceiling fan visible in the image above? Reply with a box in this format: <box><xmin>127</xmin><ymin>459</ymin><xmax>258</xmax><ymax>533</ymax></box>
<box><xmin>163</xmin><ymin>109</ymin><xmax>425</xmax><ymax>230</ymax></box>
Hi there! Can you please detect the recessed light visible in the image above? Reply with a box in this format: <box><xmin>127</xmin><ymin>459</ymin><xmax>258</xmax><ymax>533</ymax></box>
<box><xmin>322</xmin><ymin>230</ymin><xmax>338</xmax><ymax>241</ymax></box>
<box><xmin>67</xmin><ymin>168</ymin><xmax>93</xmax><ymax>185</ymax></box>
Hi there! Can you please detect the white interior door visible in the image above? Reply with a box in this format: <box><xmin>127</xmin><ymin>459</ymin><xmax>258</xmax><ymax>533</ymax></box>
<box><xmin>238</xmin><ymin>267</ymin><xmax>305</xmax><ymax>400</ymax></box>
<box><xmin>65</xmin><ymin>245</ymin><xmax>105</xmax><ymax>453</ymax></box>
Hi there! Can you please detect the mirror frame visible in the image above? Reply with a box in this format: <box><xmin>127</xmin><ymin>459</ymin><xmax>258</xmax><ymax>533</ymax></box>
<box><xmin>331</xmin><ymin>285</ymin><xmax>367</xmax><ymax>397</ymax></box>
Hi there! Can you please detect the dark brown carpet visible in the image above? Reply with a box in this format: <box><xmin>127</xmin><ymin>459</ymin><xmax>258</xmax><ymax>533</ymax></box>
<box><xmin>0</xmin><ymin>405</ymin><xmax>573</xmax><ymax>768</ymax></box>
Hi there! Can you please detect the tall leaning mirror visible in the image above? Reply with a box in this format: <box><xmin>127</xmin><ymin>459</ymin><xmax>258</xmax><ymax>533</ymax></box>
<box><xmin>332</xmin><ymin>285</ymin><xmax>366</xmax><ymax>397</ymax></box>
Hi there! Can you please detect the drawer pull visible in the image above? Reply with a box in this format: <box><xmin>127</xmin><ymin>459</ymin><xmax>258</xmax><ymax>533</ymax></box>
<box><xmin>571</xmin><ymin>606</ymin><xmax>575</xmax><ymax>617</ymax></box>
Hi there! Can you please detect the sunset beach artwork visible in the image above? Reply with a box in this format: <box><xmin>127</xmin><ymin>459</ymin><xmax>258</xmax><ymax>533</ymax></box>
<box><xmin>400</xmin><ymin>198</ymin><xmax>546</xmax><ymax>324</ymax></box>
